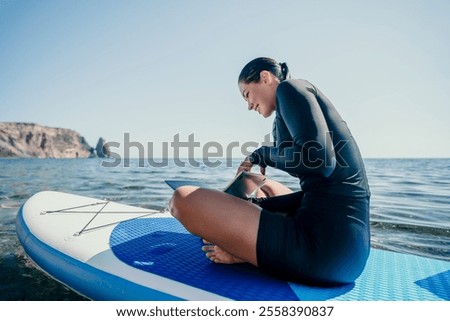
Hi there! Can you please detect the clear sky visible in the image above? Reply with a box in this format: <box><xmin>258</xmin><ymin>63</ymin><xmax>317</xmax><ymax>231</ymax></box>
<box><xmin>1</xmin><ymin>0</ymin><xmax>449</xmax><ymax>158</ymax></box>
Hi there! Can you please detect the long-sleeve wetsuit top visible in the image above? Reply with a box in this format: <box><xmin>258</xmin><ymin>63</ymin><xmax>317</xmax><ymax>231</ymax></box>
<box><xmin>250</xmin><ymin>79</ymin><xmax>370</xmax><ymax>198</ymax></box>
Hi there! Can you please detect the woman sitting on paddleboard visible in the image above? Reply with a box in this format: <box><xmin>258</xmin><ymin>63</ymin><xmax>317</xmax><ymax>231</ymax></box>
<box><xmin>169</xmin><ymin>57</ymin><xmax>371</xmax><ymax>285</ymax></box>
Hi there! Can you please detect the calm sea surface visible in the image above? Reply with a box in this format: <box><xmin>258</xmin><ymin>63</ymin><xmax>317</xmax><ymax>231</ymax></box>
<box><xmin>0</xmin><ymin>158</ymin><xmax>449</xmax><ymax>300</ymax></box>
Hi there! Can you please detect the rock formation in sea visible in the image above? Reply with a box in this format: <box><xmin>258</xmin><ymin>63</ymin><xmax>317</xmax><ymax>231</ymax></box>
<box><xmin>0</xmin><ymin>122</ymin><xmax>97</xmax><ymax>158</ymax></box>
<box><xmin>95</xmin><ymin>137</ymin><xmax>111</xmax><ymax>158</ymax></box>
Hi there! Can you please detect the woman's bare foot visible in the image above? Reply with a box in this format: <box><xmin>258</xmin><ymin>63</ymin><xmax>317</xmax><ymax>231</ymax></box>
<box><xmin>201</xmin><ymin>239</ymin><xmax>245</xmax><ymax>264</ymax></box>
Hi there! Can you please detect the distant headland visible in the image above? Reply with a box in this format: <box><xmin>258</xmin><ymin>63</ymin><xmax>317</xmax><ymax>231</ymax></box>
<box><xmin>0</xmin><ymin>122</ymin><xmax>110</xmax><ymax>158</ymax></box>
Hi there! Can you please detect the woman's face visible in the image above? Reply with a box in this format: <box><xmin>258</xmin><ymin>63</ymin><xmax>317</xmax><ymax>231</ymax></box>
<box><xmin>238</xmin><ymin>71</ymin><xmax>278</xmax><ymax>118</ymax></box>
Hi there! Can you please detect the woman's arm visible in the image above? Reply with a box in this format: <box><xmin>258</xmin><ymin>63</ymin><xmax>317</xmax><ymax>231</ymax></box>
<box><xmin>250</xmin><ymin>80</ymin><xmax>336</xmax><ymax>177</ymax></box>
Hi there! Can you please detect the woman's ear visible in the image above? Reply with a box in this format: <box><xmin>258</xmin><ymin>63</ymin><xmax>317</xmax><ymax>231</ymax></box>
<box><xmin>259</xmin><ymin>70</ymin><xmax>271</xmax><ymax>84</ymax></box>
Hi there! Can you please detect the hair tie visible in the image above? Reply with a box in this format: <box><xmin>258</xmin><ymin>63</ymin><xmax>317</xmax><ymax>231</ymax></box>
<box><xmin>279</xmin><ymin>62</ymin><xmax>289</xmax><ymax>80</ymax></box>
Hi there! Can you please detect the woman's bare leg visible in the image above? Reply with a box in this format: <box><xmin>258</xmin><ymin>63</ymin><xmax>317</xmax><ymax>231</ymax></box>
<box><xmin>259</xmin><ymin>179</ymin><xmax>293</xmax><ymax>197</ymax></box>
<box><xmin>169</xmin><ymin>186</ymin><xmax>261</xmax><ymax>266</ymax></box>
<box><xmin>168</xmin><ymin>180</ymin><xmax>293</xmax><ymax>266</ymax></box>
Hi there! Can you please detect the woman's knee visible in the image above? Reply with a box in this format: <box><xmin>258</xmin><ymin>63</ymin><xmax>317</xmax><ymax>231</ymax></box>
<box><xmin>261</xmin><ymin>179</ymin><xmax>293</xmax><ymax>197</ymax></box>
<box><xmin>168</xmin><ymin>185</ymin><xmax>198</xmax><ymax>221</ymax></box>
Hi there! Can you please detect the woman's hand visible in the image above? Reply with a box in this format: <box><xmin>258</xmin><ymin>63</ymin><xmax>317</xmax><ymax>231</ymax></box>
<box><xmin>237</xmin><ymin>157</ymin><xmax>253</xmax><ymax>175</ymax></box>
<box><xmin>237</xmin><ymin>157</ymin><xmax>266</xmax><ymax>175</ymax></box>
<box><xmin>259</xmin><ymin>165</ymin><xmax>266</xmax><ymax>176</ymax></box>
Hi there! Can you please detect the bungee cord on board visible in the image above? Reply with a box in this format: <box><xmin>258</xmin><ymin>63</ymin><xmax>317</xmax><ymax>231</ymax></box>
<box><xmin>40</xmin><ymin>201</ymin><xmax>168</xmax><ymax>236</ymax></box>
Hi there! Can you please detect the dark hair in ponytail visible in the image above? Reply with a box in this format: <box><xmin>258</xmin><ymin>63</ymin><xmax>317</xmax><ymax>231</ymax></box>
<box><xmin>238</xmin><ymin>57</ymin><xmax>290</xmax><ymax>84</ymax></box>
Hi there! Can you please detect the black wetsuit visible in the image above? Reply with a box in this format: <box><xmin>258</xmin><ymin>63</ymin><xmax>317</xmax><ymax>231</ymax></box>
<box><xmin>250</xmin><ymin>79</ymin><xmax>371</xmax><ymax>285</ymax></box>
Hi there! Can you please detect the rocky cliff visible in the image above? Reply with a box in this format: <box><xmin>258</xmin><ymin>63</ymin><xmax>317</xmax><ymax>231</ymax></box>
<box><xmin>0</xmin><ymin>122</ymin><xmax>93</xmax><ymax>158</ymax></box>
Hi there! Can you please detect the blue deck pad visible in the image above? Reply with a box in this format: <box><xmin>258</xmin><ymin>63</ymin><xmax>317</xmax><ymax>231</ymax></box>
<box><xmin>111</xmin><ymin>218</ymin><xmax>450</xmax><ymax>301</ymax></box>
<box><xmin>288</xmin><ymin>248</ymin><xmax>450</xmax><ymax>301</ymax></box>
<box><xmin>110</xmin><ymin>218</ymin><xmax>299</xmax><ymax>301</ymax></box>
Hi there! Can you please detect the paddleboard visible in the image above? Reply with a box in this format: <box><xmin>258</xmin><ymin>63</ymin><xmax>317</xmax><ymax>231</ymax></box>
<box><xmin>16</xmin><ymin>191</ymin><xmax>450</xmax><ymax>300</ymax></box>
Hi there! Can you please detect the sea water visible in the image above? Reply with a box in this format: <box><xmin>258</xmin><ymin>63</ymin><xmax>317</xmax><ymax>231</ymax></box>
<box><xmin>0</xmin><ymin>158</ymin><xmax>449</xmax><ymax>300</ymax></box>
